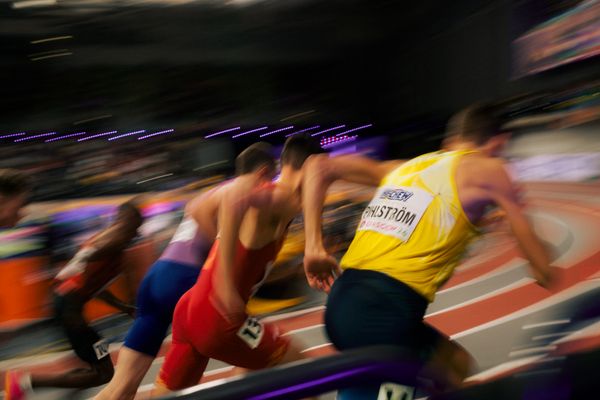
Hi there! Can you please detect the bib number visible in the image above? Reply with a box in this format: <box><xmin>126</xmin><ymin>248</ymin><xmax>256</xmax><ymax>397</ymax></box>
<box><xmin>237</xmin><ymin>317</ymin><xmax>264</xmax><ymax>349</ymax></box>
<box><xmin>93</xmin><ymin>339</ymin><xmax>110</xmax><ymax>360</ymax></box>
<box><xmin>377</xmin><ymin>383</ymin><xmax>415</xmax><ymax>400</ymax></box>
<box><xmin>358</xmin><ymin>185</ymin><xmax>433</xmax><ymax>242</ymax></box>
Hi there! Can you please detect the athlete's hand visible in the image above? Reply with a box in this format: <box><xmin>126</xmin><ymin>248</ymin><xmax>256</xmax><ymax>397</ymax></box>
<box><xmin>534</xmin><ymin>265</ymin><xmax>561</xmax><ymax>291</ymax></box>
<box><xmin>303</xmin><ymin>248</ymin><xmax>341</xmax><ymax>293</ymax></box>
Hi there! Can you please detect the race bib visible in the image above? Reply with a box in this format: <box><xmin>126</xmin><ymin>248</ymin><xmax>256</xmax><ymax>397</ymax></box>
<box><xmin>237</xmin><ymin>317</ymin><xmax>264</xmax><ymax>349</ymax></box>
<box><xmin>170</xmin><ymin>217</ymin><xmax>198</xmax><ymax>243</ymax></box>
<box><xmin>377</xmin><ymin>382</ymin><xmax>415</xmax><ymax>400</ymax></box>
<box><xmin>93</xmin><ymin>339</ymin><xmax>110</xmax><ymax>360</ymax></box>
<box><xmin>357</xmin><ymin>185</ymin><xmax>433</xmax><ymax>242</ymax></box>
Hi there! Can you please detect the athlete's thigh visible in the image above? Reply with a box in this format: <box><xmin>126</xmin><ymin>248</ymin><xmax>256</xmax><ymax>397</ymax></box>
<box><xmin>326</xmin><ymin>270</ymin><xmax>427</xmax><ymax>353</ymax></box>
<box><xmin>54</xmin><ymin>293</ymin><xmax>104</xmax><ymax>364</ymax></box>
<box><xmin>146</xmin><ymin>260</ymin><xmax>199</xmax><ymax>317</ymax></box>
<box><xmin>204</xmin><ymin>316</ymin><xmax>290</xmax><ymax>370</ymax></box>
<box><xmin>125</xmin><ymin>261</ymin><xmax>197</xmax><ymax>356</ymax></box>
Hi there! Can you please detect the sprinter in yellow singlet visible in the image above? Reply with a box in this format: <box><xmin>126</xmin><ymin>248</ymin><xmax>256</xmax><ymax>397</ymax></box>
<box><xmin>302</xmin><ymin>103</ymin><xmax>554</xmax><ymax>399</ymax></box>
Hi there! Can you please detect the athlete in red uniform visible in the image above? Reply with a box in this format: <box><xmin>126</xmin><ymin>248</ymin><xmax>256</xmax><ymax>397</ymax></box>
<box><xmin>5</xmin><ymin>199</ymin><xmax>144</xmax><ymax>400</ymax></box>
<box><xmin>94</xmin><ymin>143</ymin><xmax>278</xmax><ymax>400</ymax></box>
<box><xmin>155</xmin><ymin>135</ymin><xmax>322</xmax><ymax>394</ymax></box>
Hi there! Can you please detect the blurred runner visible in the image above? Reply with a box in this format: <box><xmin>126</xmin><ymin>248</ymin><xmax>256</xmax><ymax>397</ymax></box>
<box><xmin>302</xmin><ymin>103</ymin><xmax>555</xmax><ymax>399</ymax></box>
<box><xmin>5</xmin><ymin>198</ymin><xmax>144</xmax><ymax>400</ymax></box>
<box><xmin>154</xmin><ymin>135</ymin><xmax>321</xmax><ymax>396</ymax></box>
<box><xmin>95</xmin><ymin>142</ymin><xmax>277</xmax><ymax>400</ymax></box>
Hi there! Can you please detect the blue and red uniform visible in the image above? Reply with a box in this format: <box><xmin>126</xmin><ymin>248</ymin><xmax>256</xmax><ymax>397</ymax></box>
<box><xmin>158</xmin><ymin>237</ymin><xmax>290</xmax><ymax>390</ymax></box>
<box><xmin>123</xmin><ymin>216</ymin><xmax>212</xmax><ymax>356</ymax></box>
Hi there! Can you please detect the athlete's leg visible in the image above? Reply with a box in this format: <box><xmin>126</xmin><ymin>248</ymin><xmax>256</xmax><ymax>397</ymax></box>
<box><xmin>153</xmin><ymin>290</ymin><xmax>209</xmax><ymax>395</ymax></box>
<box><xmin>31</xmin><ymin>293</ymin><xmax>114</xmax><ymax>389</ymax></box>
<box><xmin>328</xmin><ymin>270</ymin><xmax>476</xmax><ymax>398</ymax></box>
<box><xmin>325</xmin><ymin>270</ymin><xmax>429</xmax><ymax>400</ymax></box>
<box><xmin>95</xmin><ymin>263</ymin><xmax>168</xmax><ymax>400</ymax></box>
<box><xmin>30</xmin><ymin>360</ymin><xmax>114</xmax><ymax>389</ymax></box>
<box><xmin>209</xmin><ymin>316</ymin><xmax>316</xmax><ymax>399</ymax></box>
<box><xmin>154</xmin><ymin>340</ymin><xmax>208</xmax><ymax>395</ymax></box>
<box><xmin>275</xmin><ymin>339</ymin><xmax>320</xmax><ymax>400</ymax></box>
<box><xmin>229</xmin><ymin>335</ymin><xmax>307</xmax><ymax>378</ymax></box>
<box><xmin>95</xmin><ymin>260</ymin><xmax>200</xmax><ymax>400</ymax></box>
<box><xmin>275</xmin><ymin>337</ymin><xmax>307</xmax><ymax>364</ymax></box>
<box><xmin>94</xmin><ymin>347</ymin><xmax>154</xmax><ymax>400</ymax></box>
<box><xmin>198</xmin><ymin>313</ymin><xmax>314</xmax><ymax>371</ymax></box>
<box><xmin>425</xmin><ymin>330</ymin><xmax>475</xmax><ymax>390</ymax></box>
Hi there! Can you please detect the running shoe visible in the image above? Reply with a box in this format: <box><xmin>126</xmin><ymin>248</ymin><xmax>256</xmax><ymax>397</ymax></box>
<box><xmin>4</xmin><ymin>371</ymin><xmax>28</xmax><ymax>400</ymax></box>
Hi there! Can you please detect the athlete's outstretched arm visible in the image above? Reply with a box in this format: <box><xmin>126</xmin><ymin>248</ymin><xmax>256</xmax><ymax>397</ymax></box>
<box><xmin>55</xmin><ymin>220</ymin><xmax>138</xmax><ymax>282</ymax></box>
<box><xmin>301</xmin><ymin>155</ymin><xmax>400</xmax><ymax>291</ymax></box>
<box><xmin>484</xmin><ymin>161</ymin><xmax>554</xmax><ymax>287</ymax></box>
<box><xmin>303</xmin><ymin>153</ymin><xmax>399</xmax><ymax>244</ymax></box>
<box><xmin>305</xmin><ymin>154</ymin><xmax>401</xmax><ymax>188</ymax></box>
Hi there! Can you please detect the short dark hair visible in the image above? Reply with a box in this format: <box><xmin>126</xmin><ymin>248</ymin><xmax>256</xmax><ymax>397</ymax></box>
<box><xmin>445</xmin><ymin>103</ymin><xmax>503</xmax><ymax>145</ymax></box>
<box><xmin>235</xmin><ymin>142</ymin><xmax>276</xmax><ymax>175</ymax></box>
<box><xmin>0</xmin><ymin>169</ymin><xmax>31</xmax><ymax>197</ymax></box>
<box><xmin>281</xmin><ymin>134</ymin><xmax>322</xmax><ymax>170</ymax></box>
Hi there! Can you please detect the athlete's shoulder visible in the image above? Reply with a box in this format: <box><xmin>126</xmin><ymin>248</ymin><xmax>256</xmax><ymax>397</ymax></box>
<box><xmin>461</xmin><ymin>155</ymin><xmax>513</xmax><ymax>195</ymax></box>
<box><xmin>186</xmin><ymin>179</ymin><xmax>232</xmax><ymax>212</ymax></box>
<box><xmin>460</xmin><ymin>153</ymin><xmax>506</xmax><ymax>171</ymax></box>
<box><xmin>478</xmin><ymin>156</ymin><xmax>509</xmax><ymax>179</ymax></box>
<box><xmin>186</xmin><ymin>185</ymin><xmax>215</xmax><ymax>211</ymax></box>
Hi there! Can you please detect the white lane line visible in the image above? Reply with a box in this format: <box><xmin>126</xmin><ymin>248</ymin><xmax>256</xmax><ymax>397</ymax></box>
<box><xmin>532</xmin><ymin>332</ymin><xmax>575</xmax><ymax>341</ymax></box>
<box><xmin>427</xmin><ymin>278</ymin><xmax>534</xmax><ymax>317</ymax></box>
<box><xmin>282</xmin><ymin>324</ymin><xmax>325</xmax><ymax>336</ymax></box>
<box><xmin>465</xmin><ymin>355</ymin><xmax>545</xmax><ymax>382</ymax></box>
<box><xmin>553</xmin><ymin>320</ymin><xmax>600</xmax><ymax>344</ymax></box>
<box><xmin>437</xmin><ymin>259</ymin><xmax>525</xmax><ymax>294</ymax></box>
<box><xmin>451</xmin><ymin>279</ymin><xmax>600</xmax><ymax>340</ymax></box>
<box><xmin>203</xmin><ymin>366</ymin><xmax>235</xmax><ymax>377</ymax></box>
<box><xmin>522</xmin><ymin>319</ymin><xmax>571</xmax><ymax>330</ymax></box>
<box><xmin>137</xmin><ymin>383</ymin><xmax>155</xmax><ymax>395</ymax></box>
<box><xmin>508</xmin><ymin>345</ymin><xmax>556</xmax><ymax>358</ymax></box>
<box><xmin>301</xmin><ymin>343</ymin><xmax>332</xmax><ymax>353</ymax></box>
<box><xmin>262</xmin><ymin>305</ymin><xmax>325</xmax><ymax>323</ymax></box>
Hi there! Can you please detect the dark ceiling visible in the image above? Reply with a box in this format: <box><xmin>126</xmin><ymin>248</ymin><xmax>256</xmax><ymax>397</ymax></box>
<box><xmin>0</xmin><ymin>0</ymin><xmax>495</xmax><ymax>132</ymax></box>
<box><xmin>0</xmin><ymin>0</ymin><xmax>597</xmax><ymax>137</ymax></box>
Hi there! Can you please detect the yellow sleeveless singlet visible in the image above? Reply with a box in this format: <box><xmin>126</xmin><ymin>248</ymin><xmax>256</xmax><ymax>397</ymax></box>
<box><xmin>340</xmin><ymin>150</ymin><xmax>480</xmax><ymax>302</ymax></box>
